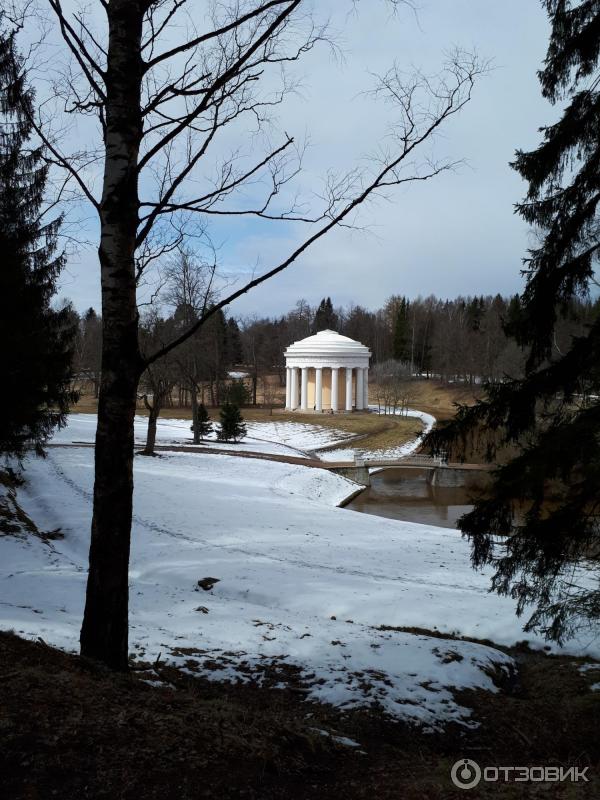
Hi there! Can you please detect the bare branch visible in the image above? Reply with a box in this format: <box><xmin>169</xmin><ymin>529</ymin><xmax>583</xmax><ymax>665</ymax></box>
<box><xmin>137</xmin><ymin>135</ymin><xmax>298</xmax><ymax>231</ymax></box>
<box><xmin>143</xmin><ymin>0</ymin><xmax>296</xmax><ymax>72</ymax></box>
<box><xmin>145</xmin><ymin>53</ymin><xmax>485</xmax><ymax>365</ymax></box>
<box><xmin>47</xmin><ymin>0</ymin><xmax>106</xmax><ymax>100</ymax></box>
<box><xmin>21</xmin><ymin>97</ymin><xmax>100</xmax><ymax>212</ymax></box>
<box><xmin>137</xmin><ymin>1</ymin><xmax>301</xmax><ymax>171</ymax></box>
<box><xmin>136</xmin><ymin>109</ymin><xmax>222</xmax><ymax>248</ymax></box>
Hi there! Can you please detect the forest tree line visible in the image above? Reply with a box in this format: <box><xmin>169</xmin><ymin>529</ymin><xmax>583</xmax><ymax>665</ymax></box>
<box><xmin>70</xmin><ymin>292</ymin><xmax>600</xmax><ymax>407</ymax></box>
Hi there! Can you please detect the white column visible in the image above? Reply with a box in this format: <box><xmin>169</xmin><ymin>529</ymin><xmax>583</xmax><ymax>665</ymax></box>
<box><xmin>285</xmin><ymin>367</ymin><xmax>291</xmax><ymax>409</ymax></box>
<box><xmin>331</xmin><ymin>367</ymin><xmax>339</xmax><ymax>412</ymax></box>
<box><xmin>290</xmin><ymin>367</ymin><xmax>299</xmax><ymax>410</ymax></box>
<box><xmin>345</xmin><ymin>367</ymin><xmax>353</xmax><ymax>411</ymax></box>
<box><xmin>356</xmin><ymin>367</ymin><xmax>364</xmax><ymax>410</ymax></box>
<box><xmin>300</xmin><ymin>367</ymin><xmax>309</xmax><ymax>410</ymax></box>
<box><xmin>315</xmin><ymin>367</ymin><xmax>323</xmax><ymax>412</ymax></box>
<box><xmin>363</xmin><ymin>367</ymin><xmax>369</xmax><ymax>409</ymax></box>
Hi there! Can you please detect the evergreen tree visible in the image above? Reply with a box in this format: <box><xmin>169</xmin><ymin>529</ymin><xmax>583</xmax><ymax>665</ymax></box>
<box><xmin>225</xmin><ymin>378</ymin><xmax>249</xmax><ymax>407</ymax></box>
<box><xmin>503</xmin><ymin>294</ymin><xmax>524</xmax><ymax>338</ymax></box>
<box><xmin>312</xmin><ymin>297</ymin><xmax>338</xmax><ymax>332</ymax></box>
<box><xmin>217</xmin><ymin>402</ymin><xmax>247</xmax><ymax>443</ymax></box>
<box><xmin>427</xmin><ymin>0</ymin><xmax>600</xmax><ymax>642</ymax></box>
<box><xmin>192</xmin><ymin>403</ymin><xmax>212</xmax><ymax>440</ymax></box>
<box><xmin>393</xmin><ymin>298</ymin><xmax>411</xmax><ymax>361</ymax></box>
<box><xmin>225</xmin><ymin>317</ymin><xmax>244</xmax><ymax>365</ymax></box>
<box><xmin>466</xmin><ymin>296</ymin><xmax>485</xmax><ymax>332</ymax></box>
<box><xmin>0</xmin><ymin>30</ymin><xmax>75</xmax><ymax>457</ymax></box>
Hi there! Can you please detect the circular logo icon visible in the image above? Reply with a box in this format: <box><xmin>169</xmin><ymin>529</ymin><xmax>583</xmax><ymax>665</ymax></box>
<box><xmin>451</xmin><ymin>759</ymin><xmax>482</xmax><ymax>790</ymax></box>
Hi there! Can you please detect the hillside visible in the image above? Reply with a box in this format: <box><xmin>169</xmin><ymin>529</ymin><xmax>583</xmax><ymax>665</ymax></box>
<box><xmin>1</xmin><ymin>630</ymin><xmax>598</xmax><ymax>799</ymax></box>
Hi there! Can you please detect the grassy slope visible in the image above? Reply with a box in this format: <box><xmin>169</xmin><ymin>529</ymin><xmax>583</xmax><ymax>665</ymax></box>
<box><xmin>1</xmin><ymin>630</ymin><xmax>598</xmax><ymax>799</ymax></box>
<box><xmin>405</xmin><ymin>379</ymin><xmax>481</xmax><ymax>421</ymax></box>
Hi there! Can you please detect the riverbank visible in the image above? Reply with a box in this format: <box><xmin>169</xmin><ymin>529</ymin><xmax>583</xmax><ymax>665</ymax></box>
<box><xmin>347</xmin><ymin>466</ymin><xmax>476</xmax><ymax>527</ymax></box>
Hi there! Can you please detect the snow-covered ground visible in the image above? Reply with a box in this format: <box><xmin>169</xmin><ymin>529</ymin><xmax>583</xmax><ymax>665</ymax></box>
<box><xmin>241</xmin><ymin>419</ymin><xmax>354</xmax><ymax>452</ymax></box>
<box><xmin>52</xmin><ymin>414</ymin><xmax>353</xmax><ymax>458</ymax></box>
<box><xmin>2</xmin><ymin>432</ymin><xmax>598</xmax><ymax>728</ymax></box>
<box><xmin>53</xmin><ymin>405</ymin><xmax>431</xmax><ymax>464</ymax></box>
<box><xmin>4</xmin><ymin>411</ymin><xmax>596</xmax><ymax>726</ymax></box>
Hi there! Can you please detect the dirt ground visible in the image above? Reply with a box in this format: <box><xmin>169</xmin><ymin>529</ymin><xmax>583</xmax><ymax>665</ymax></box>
<box><xmin>1</xmin><ymin>630</ymin><xmax>598</xmax><ymax>799</ymax></box>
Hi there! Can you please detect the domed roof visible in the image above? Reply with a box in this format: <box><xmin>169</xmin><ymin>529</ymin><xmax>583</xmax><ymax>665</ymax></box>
<box><xmin>284</xmin><ymin>329</ymin><xmax>370</xmax><ymax>360</ymax></box>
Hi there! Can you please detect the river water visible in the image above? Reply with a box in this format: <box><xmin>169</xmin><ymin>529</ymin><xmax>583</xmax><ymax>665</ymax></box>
<box><xmin>346</xmin><ymin>467</ymin><xmax>475</xmax><ymax>529</ymax></box>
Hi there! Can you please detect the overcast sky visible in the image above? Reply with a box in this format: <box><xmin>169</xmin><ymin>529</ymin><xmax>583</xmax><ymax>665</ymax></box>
<box><xmin>55</xmin><ymin>1</ymin><xmax>554</xmax><ymax>318</ymax></box>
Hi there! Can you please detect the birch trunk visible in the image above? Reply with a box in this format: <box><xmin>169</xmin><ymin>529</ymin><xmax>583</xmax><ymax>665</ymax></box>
<box><xmin>79</xmin><ymin>1</ymin><xmax>145</xmax><ymax>670</ymax></box>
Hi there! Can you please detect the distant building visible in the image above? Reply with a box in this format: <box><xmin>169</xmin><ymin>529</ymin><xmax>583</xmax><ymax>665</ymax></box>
<box><xmin>284</xmin><ymin>329</ymin><xmax>370</xmax><ymax>412</ymax></box>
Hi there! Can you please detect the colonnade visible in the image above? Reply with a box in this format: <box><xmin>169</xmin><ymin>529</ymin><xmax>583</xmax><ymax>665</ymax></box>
<box><xmin>285</xmin><ymin>366</ymin><xmax>369</xmax><ymax>412</ymax></box>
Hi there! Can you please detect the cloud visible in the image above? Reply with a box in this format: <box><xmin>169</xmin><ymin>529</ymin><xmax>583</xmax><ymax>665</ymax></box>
<box><xmin>55</xmin><ymin>0</ymin><xmax>552</xmax><ymax>316</ymax></box>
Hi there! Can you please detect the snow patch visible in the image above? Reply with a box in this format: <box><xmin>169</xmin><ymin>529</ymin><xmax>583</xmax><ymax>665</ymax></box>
<box><xmin>52</xmin><ymin>414</ymin><xmax>352</xmax><ymax>459</ymax></box>
<box><xmin>1</xmin><ymin>440</ymin><xmax>594</xmax><ymax>727</ymax></box>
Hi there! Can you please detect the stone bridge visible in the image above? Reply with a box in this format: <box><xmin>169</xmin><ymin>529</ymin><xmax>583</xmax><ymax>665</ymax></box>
<box><xmin>327</xmin><ymin>454</ymin><xmax>492</xmax><ymax>488</ymax></box>
<box><xmin>49</xmin><ymin>442</ymin><xmax>491</xmax><ymax>489</ymax></box>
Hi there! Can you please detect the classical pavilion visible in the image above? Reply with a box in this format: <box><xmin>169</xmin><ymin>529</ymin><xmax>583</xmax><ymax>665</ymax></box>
<box><xmin>284</xmin><ymin>329</ymin><xmax>371</xmax><ymax>412</ymax></box>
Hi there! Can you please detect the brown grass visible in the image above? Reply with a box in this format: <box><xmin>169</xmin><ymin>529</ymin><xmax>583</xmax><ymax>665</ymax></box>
<box><xmin>402</xmin><ymin>378</ymin><xmax>481</xmax><ymax>421</ymax></box>
<box><xmin>73</xmin><ymin>378</ymin><xmax>479</xmax><ymax>422</ymax></box>
<box><xmin>1</xmin><ymin>630</ymin><xmax>598</xmax><ymax>799</ymax></box>
<box><xmin>318</xmin><ymin>415</ymin><xmax>422</xmax><ymax>453</ymax></box>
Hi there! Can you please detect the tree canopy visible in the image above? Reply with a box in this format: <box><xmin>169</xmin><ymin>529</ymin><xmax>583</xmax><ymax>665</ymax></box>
<box><xmin>312</xmin><ymin>298</ymin><xmax>338</xmax><ymax>333</ymax></box>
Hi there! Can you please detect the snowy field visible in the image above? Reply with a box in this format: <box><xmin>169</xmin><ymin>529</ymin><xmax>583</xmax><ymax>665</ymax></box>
<box><xmin>52</xmin><ymin>414</ymin><xmax>354</xmax><ymax>458</ymax></box>
<box><xmin>53</xmin><ymin>406</ymin><xmax>432</xmax><ymax>463</ymax></box>
<box><xmin>3</xmin><ymin>430</ymin><xmax>598</xmax><ymax>728</ymax></box>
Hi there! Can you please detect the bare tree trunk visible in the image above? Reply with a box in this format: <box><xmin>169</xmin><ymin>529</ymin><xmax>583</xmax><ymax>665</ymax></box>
<box><xmin>79</xmin><ymin>1</ymin><xmax>144</xmax><ymax>671</ymax></box>
<box><xmin>140</xmin><ymin>394</ymin><xmax>160</xmax><ymax>456</ymax></box>
<box><xmin>143</xmin><ymin>406</ymin><xmax>159</xmax><ymax>455</ymax></box>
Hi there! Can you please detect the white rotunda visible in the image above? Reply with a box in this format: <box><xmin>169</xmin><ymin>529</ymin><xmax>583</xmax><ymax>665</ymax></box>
<box><xmin>284</xmin><ymin>329</ymin><xmax>371</xmax><ymax>412</ymax></box>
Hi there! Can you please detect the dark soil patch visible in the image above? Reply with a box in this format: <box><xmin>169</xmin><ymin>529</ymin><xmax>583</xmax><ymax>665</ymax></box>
<box><xmin>0</xmin><ymin>470</ymin><xmax>63</xmax><ymax>540</ymax></box>
<box><xmin>1</xmin><ymin>631</ymin><xmax>599</xmax><ymax>799</ymax></box>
